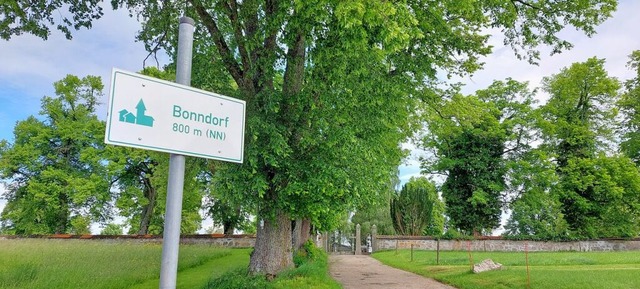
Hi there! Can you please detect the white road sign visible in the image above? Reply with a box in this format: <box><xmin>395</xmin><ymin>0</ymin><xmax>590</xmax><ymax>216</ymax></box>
<box><xmin>105</xmin><ymin>68</ymin><xmax>245</xmax><ymax>163</ymax></box>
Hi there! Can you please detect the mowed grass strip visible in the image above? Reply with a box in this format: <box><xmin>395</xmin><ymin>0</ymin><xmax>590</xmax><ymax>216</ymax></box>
<box><xmin>131</xmin><ymin>248</ymin><xmax>250</xmax><ymax>289</ymax></box>
<box><xmin>373</xmin><ymin>249</ymin><xmax>640</xmax><ymax>289</ymax></box>
<box><xmin>0</xmin><ymin>239</ymin><xmax>248</xmax><ymax>289</ymax></box>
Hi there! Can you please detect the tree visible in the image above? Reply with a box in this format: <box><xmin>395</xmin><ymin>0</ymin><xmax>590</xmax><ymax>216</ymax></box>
<box><xmin>539</xmin><ymin>57</ymin><xmax>640</xmax><ymax>238</ymax></box>
<box><xmin>107</xmin><ymin>147</ymin><xmax>165</xmax><ymax>235</ymax></box>
<box><xmin>539</xmin><ymin>57</ymin><xmax>620</xmax><ymax>167</ymax></box>
<box><xmin>0</xmin><ymin>75</ymin><xmax>110</xmax><ymax>234</ymax></box>
<box><xmin>619</xmin><ymin>50</ymin><xmax>640</xmax><ymax>165</ymax></box>
<box><xmin>0</xmin><ymin>0</ymin><xmax>104</xmax><ymax>40</ymax></box>
<box><xmin>109</xmin><ymin>149</ymin><xmax>204</xmax><ymax>235</ymax></box>
<box><xmin>204</xmin><ymin>193</ymin><xmax>251</xmax><ymax>235</ymax></box>
<box><xmin>4</xmin><ymin>0</ymin><xmax>619</xmax><ymax>276</ymax></box>
<box><xmin>558</xmin><ymin>155</ymin><xmax>640</xmax><ymax>237</ymax></box>
<box><xmin>200</xmin><ymin>159</ymin><xmax>253</xmax><ymax>235</ymax></box>
<box><xmin>351</xmin><ymin>171</ymin><xmax>398</xmax><ymax>239</ymax></box>
<box><xmin>424</xmin><ymin>196</ymin><xmax>446</xmax><ymax>237</ymax></box>
<box><xmin>351</xmin><ymin>200</ymin><xmax>395</xmax><ymax>239</ymax></box>
<box><xmin>423</xmin><ymin>79</ymin><xmax>536</xmax><ymax>234</ymax></box>
<box><xmin>504</xmin><ymin>150</ymin><xmax>570</xmax><ymax>239</ymax></box>
<box><xmin>390</xmin><ymin>177</ymin><xmax>442</xmax><ymax>236</ymax></box>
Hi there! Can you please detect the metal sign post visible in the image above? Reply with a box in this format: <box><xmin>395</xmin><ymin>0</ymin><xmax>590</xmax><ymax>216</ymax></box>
<box><xmin>105</xmin><ymin>15</ymin><xmax>245</xmax><ymax>289</ymax></box>
<box><xmin>159</xmin><ymin>16</ymin><xmax>194</xmax><ymax>289</ymax></box>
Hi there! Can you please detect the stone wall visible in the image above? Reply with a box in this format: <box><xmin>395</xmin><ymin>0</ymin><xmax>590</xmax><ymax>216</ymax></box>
<box><xmin>6</xmin><ymin>234</ymin><xmax>639</xmax><ymax>252</ymax></box>
<box><xmin>375</xmin><ymin>236</ymin><xmax>640</xmax><ymax>252</ymax></box>
<box><xmin>0</xmin><ymin>234</ymin><xmax>256</xmax><ymax>248</ymax></box>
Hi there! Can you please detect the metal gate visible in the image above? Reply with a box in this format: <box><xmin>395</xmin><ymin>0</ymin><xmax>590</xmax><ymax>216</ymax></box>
<box><xmin>329</xmin><ymin>231</ymin><xmax>356</xmax><ymax>254</ymax></box>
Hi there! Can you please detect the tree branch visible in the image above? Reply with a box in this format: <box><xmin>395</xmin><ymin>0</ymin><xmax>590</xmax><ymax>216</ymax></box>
<box><xmin>223</xmin><ymin>0</ymin><xmax>251</xmax><ymax>77</ymax></box>
<box><xmin>510</xmin><ymin>0</ymin><xmax>541</xmax><ymax>11</ymax></box>
<box><xmin>189</xmin><ymin>0</ymin><xmax>245</xmax><ymax>90</ymax></box>
<box><xmin>143</xmin><ymin>31</ymin><xmax>166</xmax><ymax>69</ymax></box>
<box><xmin>283</xmin><ymin>30</ymin><xmax>306</xmax><ymax>96</ymax></box>
<box><xmin>253</xmin><ymin>0</ymin><xmax>280</xmax><ymax>90</ymax></box>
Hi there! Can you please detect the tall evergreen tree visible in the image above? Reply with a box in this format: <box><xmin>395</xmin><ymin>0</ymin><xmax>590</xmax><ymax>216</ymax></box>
<box><xmin>390</xmin><ymin>177</ymin><xmax>443</xmax><ymax>236</ymax></box>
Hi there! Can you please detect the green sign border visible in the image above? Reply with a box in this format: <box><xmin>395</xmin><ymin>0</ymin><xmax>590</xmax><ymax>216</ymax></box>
<box><xmin>105</xmin><ymin>69</ymin><xmax>245</xmax><ymax>163</ymax></box>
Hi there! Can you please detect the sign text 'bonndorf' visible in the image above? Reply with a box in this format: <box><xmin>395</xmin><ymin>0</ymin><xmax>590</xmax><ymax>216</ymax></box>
<box><xmin>105</xmin><ymin>68</ymin><xmax>245</xmax><ymax>162</ymax></box>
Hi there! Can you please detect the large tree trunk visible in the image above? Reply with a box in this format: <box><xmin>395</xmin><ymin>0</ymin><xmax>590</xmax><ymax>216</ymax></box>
<box><xmin>292</xmin><ymin>218</ymin><xmax>312</xmax><ymax>250</ymax></box>
<box><xmin>292</xmin><ymin>219</ymin><xmax>302</xmax><ymax>250</ymax></box>
<box><xmin>249</xmin><ymin>211</ymin><xmax>293</xmax><ymax>277</ymax></box>
<box><xmin>300</xmin><ymin>218</ymin><xmax>311</xmax><ymax>245</ymax></box>
<box><xmin>137</xmin><ymin>177</ymin><xmax>156</xmax><ymax>235</ymax></box>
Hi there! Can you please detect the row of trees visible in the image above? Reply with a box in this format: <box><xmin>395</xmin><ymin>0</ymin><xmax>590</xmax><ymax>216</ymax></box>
<box><xmin>377</xmin><ymin>54</ymin><xmax>640</xmax><ymax>240</ymax></box>
<box><xmin>1</xmin><ymin>0</ymin><xmax>620</xmax><ymax>277</ymax></box>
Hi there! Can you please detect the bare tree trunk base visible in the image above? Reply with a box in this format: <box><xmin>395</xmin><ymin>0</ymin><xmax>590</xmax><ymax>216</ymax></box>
<box><xmin>249</xmin><ymin>211</ymin><xmax>293</xmax><ymax>277</ymax></box>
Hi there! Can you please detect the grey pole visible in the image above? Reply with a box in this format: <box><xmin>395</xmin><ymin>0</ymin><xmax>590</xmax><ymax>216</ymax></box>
<box><xmin>159</xmin><ymin>16</ymin><xmax>194</xmax><ymax>289</ymax></box>
<box><xmin>355</xmin><ymin>224</ymin><xmax>361</xmax><ymax>255</ymax></box>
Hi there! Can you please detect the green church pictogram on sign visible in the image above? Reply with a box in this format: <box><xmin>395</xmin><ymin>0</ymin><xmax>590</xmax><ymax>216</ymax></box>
<box><xmin>118</xmin><ymin>99</ymin><xmax>154</xmax><ymax>127</ymax></box>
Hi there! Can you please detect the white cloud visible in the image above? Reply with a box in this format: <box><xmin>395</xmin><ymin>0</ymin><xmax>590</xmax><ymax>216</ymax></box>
<box><xmin>457</xmin><ymin>0</ymin><xmax>640</xmax><ymax>97</ymax></box>
<box><xmin>0</xmin><ymin>7</ymin><xmax>170</xmax><ymax>142</ymax></box>
<box><xmin>0</xmin><ymin>9</ymin><xmax>148</xmax><ymax>97</ymax></box>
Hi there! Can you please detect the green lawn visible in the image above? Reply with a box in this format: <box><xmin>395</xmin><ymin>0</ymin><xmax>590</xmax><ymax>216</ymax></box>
<box><xmin>373</xmin><ymin>249</ymin><xmax>640</xmax><ymax>289</ymax></box>
<box><xmin>0</xmin><ymin>239</ymin><xmax>250</xmax><ymax>289</ymax></box>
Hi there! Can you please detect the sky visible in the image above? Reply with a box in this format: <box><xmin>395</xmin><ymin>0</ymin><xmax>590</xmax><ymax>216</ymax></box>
<box><xmin>1</xmin><ymin>1</ymin><xmax>640</xmax><ymax>233</ymax></box>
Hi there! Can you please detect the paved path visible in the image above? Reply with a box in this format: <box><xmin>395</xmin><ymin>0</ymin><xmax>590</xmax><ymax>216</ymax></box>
<box><xmin>329</xmin><ymin>255</ymin><xmax>457</xmax><ymax>289</ymax></box>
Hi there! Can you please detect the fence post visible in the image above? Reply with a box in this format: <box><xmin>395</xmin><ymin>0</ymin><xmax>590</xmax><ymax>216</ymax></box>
<box><xmin>467</xmin><ymin>240</ymin><xmax>474</xmax><ymax>271</ymax></box>
<box><xmin>395</xmin><ymin>239</ymin><xmax>398</xmax><ymax>255</ymax></box>
<box><xmin>436</xmin><ymin>238</ymin><xmax>440</xmax><ymax>265</ymax></box>
<box><xmin>525</xmin><ymin>240</ymin><xmax>531</xmax><ymax>289</ymax></box>
<box><xmin>411</xmin><ymin>243</ymin><xmax>414</xmax><ymax>262</ymax></box>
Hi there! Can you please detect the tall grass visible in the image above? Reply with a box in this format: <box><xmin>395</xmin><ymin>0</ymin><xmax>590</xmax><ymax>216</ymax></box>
<box><xmin>374</xmin><ymin>250</ymin><xmax>640</xmax><ymax>289</ymax></box>
<box><xmin>0</xmin><ymin>239</ymin><xmax>241</xmax><ymax>289</ymax></box>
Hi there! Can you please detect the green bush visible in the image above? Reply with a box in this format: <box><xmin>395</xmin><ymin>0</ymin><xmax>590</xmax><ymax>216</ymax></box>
<box><xmin>293</xmin><ymin>240</ymin><xmax>325</xmax><ymax>267</ymax></box>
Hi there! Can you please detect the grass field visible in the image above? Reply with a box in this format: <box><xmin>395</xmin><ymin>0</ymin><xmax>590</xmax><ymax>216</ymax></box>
<box><xmin>0</xmin><ymin>239</ymin><xmax>250</xmax><ymax>289</ymax></box>
<box><xmin>373</xmin><ymin>249</ymin><xmax>640</xmax><ymax>289</ymax></box>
